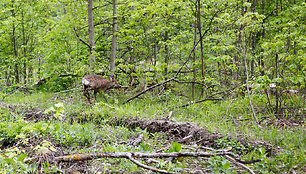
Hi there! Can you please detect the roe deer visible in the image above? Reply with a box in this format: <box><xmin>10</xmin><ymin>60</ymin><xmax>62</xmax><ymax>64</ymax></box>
<box><xmin>82</xmin><ymin>74</ymin><xmax>120</xmax><ymax>103</ymax></box>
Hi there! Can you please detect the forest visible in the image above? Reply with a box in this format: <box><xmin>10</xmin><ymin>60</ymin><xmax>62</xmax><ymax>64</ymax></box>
<box><xmin>0</xmin><ymin>0</ymin><xmax>305</xmax><ymax>173</ymax></box>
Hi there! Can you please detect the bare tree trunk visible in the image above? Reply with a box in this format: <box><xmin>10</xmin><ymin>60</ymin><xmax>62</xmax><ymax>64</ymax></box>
<box><xmin>88</xmin><ymin>0</ymin><xmax>95</xmax><ymax>70</ymax></box>
<box><xmin>197</xmin><ymin>0</ymin><xmax>205</xmax><ymax>96</ymax></box>
<box><xmin>11</xmin><ymin>1</ymin><xmax>19</xmax><ymax>84</ymax></box>
<box><xmin>243</xmin><ymin>32</ymin><xmax>260</xmax><ymax>126</ymax></box>
<box><xmin>275</xmin><ymin>52</ymin><xmax>279</xmax><ymax>117</ymax></box>
<box><xmin>164</xmin><ymin>31</ymin><xmax>169</xmax><ymax>78</ymax></box>
<box><xmin>21</xmin><ymin>10</ymin><xmax>28</xmax><ymax>84</ymax></box>
<box><xmin>192</xmin><ymin>23</ymin><xmax>197</xmax><ymax>100</ymax></box>
<box><xmin>5</xmin><ymin>70</ymin><xmax>10</xmax><ymax>86</ymax></box>
<box><xmin>110</xmin><ymin>0</ymin><xmax>117</xmax><ymax>76</ymax></box>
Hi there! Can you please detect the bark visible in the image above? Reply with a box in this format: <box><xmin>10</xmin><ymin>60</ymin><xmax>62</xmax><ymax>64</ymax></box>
<box><xmin>110</xmin><ymin>0</ymin><xmax>117</xmax><ymax>76</ymax></box>
<box><xmin>197</xmin><ymin>0</ymin><xmax>205</xmax><ymax>96</ymax></box>
<box><xmin>88</xmin><ymin>0</ymin><xmax>95</xmax><ymax>69</ymax></box>
<box><xmin>243</xmin><ymin>32</ymin><xmax>260</xmax><ymax>126</ymax></box>
<box><xmin>55</xmin><ymin>151</ymin><xmax>239</xmax><ymax>162</ymax></box>
<box><xmin>21</xmin><ymin>10</ymin><xmax>28</xmax><ymax>84</ymax></box>
<box><xmin>192</xmin><ymin>22</ymin><xmax>197</xmax><ymax>100</ymax></box>
<box><xmin>275</xmin><ymin>52</ymin><xmax>279</xmax><ymax>117</ymax></box>
<box><xmin>11</xmin><ymin>0</ymin><xmax>19</xmax><ymax>83</ymax></box>
<box><xmin>164</xmin><ymin>31</ymin><xmax>169</xmax><ymax>78</ymax></box>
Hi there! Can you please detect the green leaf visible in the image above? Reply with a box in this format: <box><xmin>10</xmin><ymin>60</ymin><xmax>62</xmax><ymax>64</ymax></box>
<box><xmin>272</xmin><ymin>78</ymin><xmax>282</xmax><ymax>83</ymax></box>
<box><xmin>44</xmin><ymin>107</ymin><xmax>55</xmax><ymax>114</ymax></box>
<box><xmin>54</xmin><ymin>102</ymin><xmax>64</xmax><ymax>108</ymax></box>
<box><xmin>169</xmin><ymin>142</ymin><xmax>181</xmax><ymax>152</ymax></box>
<box><xmin>222</xmin><ymin>160</ymin><xmax>231</xmax><ymax>169</ymax></box>
<box><xmin>4</xmin><ymin>158</ymin><xmax>15</xmax><ymax>164</ymax></box>
<box><xmin>17</xmin><ymin>153</ymin><xmax>27</xmax><ymax>161</ymax></box>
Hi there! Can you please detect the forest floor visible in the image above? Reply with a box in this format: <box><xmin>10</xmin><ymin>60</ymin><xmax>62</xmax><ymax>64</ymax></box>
<box><xmin>0</xmin><ymin>90</ymin><xmax>305</xmax><ymax>173</ymax></box>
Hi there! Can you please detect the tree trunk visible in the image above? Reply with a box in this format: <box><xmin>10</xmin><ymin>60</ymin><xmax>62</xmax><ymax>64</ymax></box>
<box><xmin>243</xmin><ymin>32</ymin><xmax>259</xmax><ymax>125</ymax></box>
<box><xmin>275</xmin><ymin>52</ymin><xmax>279</xmax><ymax>117</ymax></box>
<box><xmin>88</xmin><ymin>0</ymin><xmax>95</xmax><ymax>70</ymax></box>
<box><xmin>197</xmin><ymin>0</ymin><xmax>205</xmax><ymax>96</ymax></box>
<box><xmin>164</xmin><ymin>31</ymin><xmax>169</xmax><ymax>78</ymax></box>
<box><xmin>110</xmin><ymin>0</ymin><xmax>117</xmax><ymax>76</ymax></box>
<box><xmin>192</xmin><ymin>23</ymin><xmax>197</xmax><ymax>100</ymax></box>
<box><xmin>21</xmin><ymin>10</ymin><xmax>28</xmax><ymax>84</ymax></box>
<box><xmin>11</xmin><ymin>1</ymin><xmax>19</xmax><ymax>84</ymax></box>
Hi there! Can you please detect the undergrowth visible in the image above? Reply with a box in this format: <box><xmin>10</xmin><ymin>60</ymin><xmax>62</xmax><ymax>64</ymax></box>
<box><xmin>0</xmin><ymin>90</ymin><xmax>305</xmax><ymax>173</ymax></box>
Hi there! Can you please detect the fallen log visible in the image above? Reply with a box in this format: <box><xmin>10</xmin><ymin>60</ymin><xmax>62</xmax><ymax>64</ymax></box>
<box><xmin>55</xmin><ymin>151</ymin><xmax>239</xmax><ymax>162</ymax></box>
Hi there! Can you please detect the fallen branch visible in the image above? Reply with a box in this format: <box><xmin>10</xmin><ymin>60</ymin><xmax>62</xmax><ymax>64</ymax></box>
<box><xmin>126</xmin><ymin>153</ymin><xmax>174</xmax><ymax>174</ymax></box>
<box><xmin>224</xmin><ymin>155</ymin><xmax>256</xmax><ymax>174</ymax></box>
<box><xmin>54</xmin><ymin>150</ymin><xmax>261</xmax><ymax>173</ymax></box>
<box><xmin>55</xmin><ymin>151</ymin><xmax>239</xmax><ymax>162</ymax></box>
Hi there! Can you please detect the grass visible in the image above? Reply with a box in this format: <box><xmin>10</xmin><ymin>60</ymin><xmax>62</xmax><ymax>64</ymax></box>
<box><xmin>0</xmin><ymin>89</ymin><xmax>305</xmax><ymax>173</ymax></box>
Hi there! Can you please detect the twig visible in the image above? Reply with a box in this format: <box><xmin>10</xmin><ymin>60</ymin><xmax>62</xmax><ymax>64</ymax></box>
<box><xmin>180</xmin><ymin>98</ymin><xmax>222</xmax><ymax>108</ymax></box>
<box><xmin>173</xmin><ymin>79</ymin><xmax>207</xmax><ymax>87</ymax></box>
<box><xmin>126</xmin><ymin>153</ymin><xmax>174</xmax><ymax>174</ymax></box>
<box><xmin>54</xmin><ymin>87</ymin><xmax>81</xmax><ymax>94</ymax></box>
<box><xmin>123</xmin><ymin>77</ymin><xmax>176</xmax><ymax>104</ymax></box>
<box><xmin>207</xmin><ymin>85</ymin><xmax>239</xmax><ymax>99</ymax></box>
<box><xmin>164</xmin><ymin>110</ymin><xmax>173</xmax><ymax>120</ymax></box>
<box><xmin>178</xmin><ymin>134</ymin><xmax>194</xmax><ymax>143</ymax></box>
<box><xmin>224</xmin><ymin>155</ymin><xmax>256</xmax><ymax>174</ymax></box>
<box><xmin>129</xmin><ymin>134</ymin><xmax>144</xmax><ymax>146</ymax></box>
<box><xmin>98</xmin><ymin>102</ymin><xmax>116</xmax><ymax>109</ymax></box>
<box><xmin>73</xmin><ymin>27</ymin><xmax>91</xmax><ymax>49</ymax></box>
<box><xmin>178</xmin><ymin>85</ymin><xmax>238</xmax><ymax>108</ymax></box>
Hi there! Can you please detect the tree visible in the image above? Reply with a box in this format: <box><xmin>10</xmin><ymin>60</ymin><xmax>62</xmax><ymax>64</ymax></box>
<box><xmin>110</xmin><ymin>0</ymin><xmax>117</xmax><ymax>76</ymax></box>
<box><xmin>88</xmin><ymin>0</ymin><xmax>96</xmax><ymax>70</ymax></box>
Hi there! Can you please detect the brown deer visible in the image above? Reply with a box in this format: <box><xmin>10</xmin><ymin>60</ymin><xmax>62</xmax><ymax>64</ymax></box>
<box><xmin>82</xmin><ymin>74</ymin><xmax>120</xmax><ymax>103</ymax></box>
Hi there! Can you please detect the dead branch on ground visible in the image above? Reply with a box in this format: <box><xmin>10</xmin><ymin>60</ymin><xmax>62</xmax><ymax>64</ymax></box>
<box><xmin>55</xmin><ymin>150</ymin><xmax>261</xmax><ymax>173</ymax></box>
<box><xmin>55</xmin><ymin>151</ymin><xmax>239</xmax><ymax>162</ymax></box>
<box><xmin>225</xmin><ymin>155</ymin><xmax>256</xmax><ymax>174</ymax></box>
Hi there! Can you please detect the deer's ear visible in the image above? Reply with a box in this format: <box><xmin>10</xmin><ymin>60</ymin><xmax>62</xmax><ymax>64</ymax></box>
<box><xmin>109</xmin><ymin>74</ymin><xmax>115</xmax><ymax>81</ymax></box>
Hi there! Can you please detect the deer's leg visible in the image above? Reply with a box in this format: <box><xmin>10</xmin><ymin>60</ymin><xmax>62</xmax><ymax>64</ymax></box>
<box><xmin>94</xmin><ymin>90</ymin><xmax>98</xmax><ymax>102</ymax></box>
<box><xmin>84</xmin><ymin>86</ymin><xmax>92</xmax><ymax>104</ymax></box>
<box><xmin>84</xmin><ymin>90</ymin><xmax>91</xmax><ymax>103</ymax></box>
<box><xmin>103</xmin><ymin>93</ymin><xmax>108</xmax><ymax>102</ymax></box>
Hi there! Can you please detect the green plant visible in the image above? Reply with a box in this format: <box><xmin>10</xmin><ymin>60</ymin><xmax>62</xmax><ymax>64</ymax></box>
<box><xmin>208</xmin><ymin>156</ymin><xmax>232</xmax><ymax>173</ymax></box>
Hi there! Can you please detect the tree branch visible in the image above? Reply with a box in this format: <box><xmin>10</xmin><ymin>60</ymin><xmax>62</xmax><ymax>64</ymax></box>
<box><xmin>224</xmin><ymin>155</ymin><xmax>256</xmax><ymax>174</ymax></box>
<box><xmin>126</xmin><ymin>153</ymin><xmax>174</xmax><ymax>174</ymax></box>
<box><xmin>180</xmin><ymin>98</ymin><xmax>222</xmax><ymax>108</ymax></box>
<box><xmin>123</xmin><ymin>8</ymin><xmax>223</xmax><ymax>104</ymax></box>
<box><xmin>73</xmin><ymin>27</ymin><xmax>91</xmax><ymax>49</ymax></box>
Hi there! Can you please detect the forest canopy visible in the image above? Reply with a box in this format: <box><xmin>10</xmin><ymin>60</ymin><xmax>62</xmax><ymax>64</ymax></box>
<box><xmin>0</xmin><ymin>0</ymin><xmax>305</xmax><ymax>93</ymax></box>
